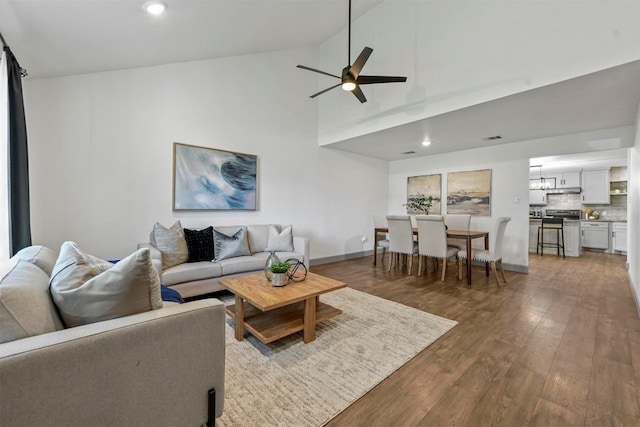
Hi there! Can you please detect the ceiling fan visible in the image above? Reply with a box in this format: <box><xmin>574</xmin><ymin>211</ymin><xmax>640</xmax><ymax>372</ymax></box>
<box><xmin>297</xmin><ymin>0</ymin><xmax>407</xmax><ymax>103</ymax></box>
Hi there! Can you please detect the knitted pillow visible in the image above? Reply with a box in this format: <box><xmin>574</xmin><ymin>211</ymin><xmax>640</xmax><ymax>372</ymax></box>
<box><xmin>184</xmin><ymin>226</ymin><xmax>215</xmax><ymax>262</ymax></box>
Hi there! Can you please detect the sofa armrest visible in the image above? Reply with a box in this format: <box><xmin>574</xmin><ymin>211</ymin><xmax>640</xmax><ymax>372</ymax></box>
<box><xmin>0</xmin><ymin>300</ymin><xmax>226</xmax><ymax>427</ymax></box>
<box><xmin>138</xmin><ymin>242</ymin><xmax>163</xmax><ymax>279</ymax></box>
<box><xmin>293</xmin><ymin>236</ymin><xmax>310</xmax><ymax>266</ymax></box>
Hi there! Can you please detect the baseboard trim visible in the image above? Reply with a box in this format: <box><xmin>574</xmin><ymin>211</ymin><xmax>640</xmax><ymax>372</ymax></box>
<box><xmin>310</xmin><ymin>250</ymin><xmax>528</xmax><ymax>273</ymax></box>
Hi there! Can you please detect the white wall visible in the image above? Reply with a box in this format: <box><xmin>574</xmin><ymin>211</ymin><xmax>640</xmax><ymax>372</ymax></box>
<box><xmin>23</xmin><ymin>47</ymin><xmax>389</xmax><ymax>261</ymax></box>
<box><xmin>389</xmin><ymin>126</ymin><xmax>636</xmax><ymax>270</ymax></box>
<box><xmin>629</xmin><ymin>102</ymin><xmax>640</xmax><ymax>307</ymax></box>
<box><xmin>317</xmin><ymin>0</ymin><xmax>640</xmax><ymax>145</ymax></box>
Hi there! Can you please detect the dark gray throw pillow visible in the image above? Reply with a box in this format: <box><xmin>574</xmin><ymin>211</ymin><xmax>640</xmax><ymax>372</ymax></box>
<box><xmin>184</xmin><ymin>226</ymin><xmax>214</xmax><ymax>262</ymax></box>
<box><xmin>213</xmin><ymin>228</ymin><xmax>250</xmax><ymax>261</ymax></box>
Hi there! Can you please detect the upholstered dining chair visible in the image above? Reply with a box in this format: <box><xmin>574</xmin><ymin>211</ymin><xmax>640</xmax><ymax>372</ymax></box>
<box><xmin>386</xmin><ymin>215</ymin><xmax>419</xmax><ymax>275</ymax></box>
<box><xmin>444</xmin><ymin>214</ymin><xmax>471</xmax><ymax>251</ymax></box>
<box><xmin>415</xmin><ymin>215</ymin><xmax>459</xmax><ymax>281</ymax></box>
<box><xmin>457</xmin><ymin>216</ymin><xmax>511</xmax><ymax>286</ymax></box>
<box><xmin>369</xmin><ymin>214</ymin><xmax>390</xmax><ymax>265</ymax></box>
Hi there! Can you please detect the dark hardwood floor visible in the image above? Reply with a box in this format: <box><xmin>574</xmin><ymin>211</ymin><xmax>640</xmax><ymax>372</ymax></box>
<box><xmin>311</xmin><ymin>251</ymin><xmax>640</xmax><ymax>426</ymax></box>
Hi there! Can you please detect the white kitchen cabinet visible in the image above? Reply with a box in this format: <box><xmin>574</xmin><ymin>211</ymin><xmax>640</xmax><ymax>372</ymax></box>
<box><xmin>546</xmin><ymin>171</ymin><xmax>581</xmax><ymax>188</ymax></box>
<box><xmin>529</xmin><ymin>189</ymin><xmax>546</xmax><ymax>205</ymax></box>
<box><xmin>581</xmin><ymin>221</ymin><xmax>610</xmax><ymax>250</ymax></box>
<box><xmin>612</xmin><ymin>222</ymin><xmax>627</xmax><ymax>253</ymax></box>
<box><xmin>563</xmin><ymin>221</ymin><xmax>581</xmax><ymax>257</ymax></box>
<box><xmin>581</xmin><ymin>169</ymin><xmax>610</xmax><ymax>204</ymax></box>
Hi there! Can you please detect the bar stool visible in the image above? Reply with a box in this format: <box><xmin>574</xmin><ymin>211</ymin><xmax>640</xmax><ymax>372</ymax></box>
<box><xmin>537</xmin><ymin>218</ymin><xmax>565</xmax><ymax>258</ymax></box>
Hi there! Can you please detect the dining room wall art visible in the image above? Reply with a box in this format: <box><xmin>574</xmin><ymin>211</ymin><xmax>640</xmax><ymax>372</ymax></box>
<box><xmin>407</xmin><ymin>174</ymin><xmax>442</xmax><ymax>214</ymax></box>
<box><xmin>446</xmin><ymin>169</ymin><xmax>491</xmax><ymax>215</ymax></box>
<box><xmin>173</xmin><ymin>142</ymin><xmax>257</xmax><ymax>210</ymax></box>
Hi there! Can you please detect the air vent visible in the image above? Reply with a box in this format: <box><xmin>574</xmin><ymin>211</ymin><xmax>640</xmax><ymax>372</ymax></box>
<box><xmin>402</xmin><ymin>151</ymin><xmax>416</xmax><ymax>155</ymax></box>
<box><xmin>483</xmin><ymin>135</ymin><xmax>502</xmax><ymax>141</ymax></box>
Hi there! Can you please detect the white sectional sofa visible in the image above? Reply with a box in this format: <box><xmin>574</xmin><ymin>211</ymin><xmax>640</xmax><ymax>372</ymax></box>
<box><xmin>140</xmin><ymin>223</ymin><xmax>310</xmax><ymax>298</ymax></box>
<box><xmin>0</xmin><ymin>245</ymin><xmax>226</xmax><ymax>427</ymax></box>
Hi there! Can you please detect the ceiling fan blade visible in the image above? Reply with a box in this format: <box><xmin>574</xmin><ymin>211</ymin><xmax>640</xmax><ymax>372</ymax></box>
<box><xmin>357</xmin><ymin>75</ymin><xmax>408</xmax><ymax>85</ymax></box>
<box><xmin>310</xmin><ymin>83</ymin><xmax>342</xmax><ymax>98</ymax></box>
<box><xmin>348</xmin><ymin>47</ymin><xmax>373</xmax><ymax>79</ymax></box>
<box><xmin>296</xmin><ymin>65</ymin><xmax>341</xmax><ymax>80</ymax></box>
<box><xmin>352</xmin><ymin>86</ymin><xmax>367</xmax><ymax>103</ymax></box>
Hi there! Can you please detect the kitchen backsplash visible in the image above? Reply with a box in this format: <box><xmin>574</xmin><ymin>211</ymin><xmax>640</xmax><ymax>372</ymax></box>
<box><xmin>534</xmin><ymin>193</ymin><xmax>627</xmax><ymax>221</ymax></box>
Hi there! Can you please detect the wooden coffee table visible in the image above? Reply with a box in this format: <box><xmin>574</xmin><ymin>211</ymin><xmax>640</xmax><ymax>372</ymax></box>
<box><xmin>219</xmin><ymin>271</ymin><xmax>346</xmax><ymax>344</ymax></box>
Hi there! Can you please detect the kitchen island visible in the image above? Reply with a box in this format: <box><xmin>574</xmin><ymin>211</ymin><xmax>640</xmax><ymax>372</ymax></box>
<box><xmin>528</xmin><ymin>219</ymin><xmax>581</xmax><ymax>257</ymax></box>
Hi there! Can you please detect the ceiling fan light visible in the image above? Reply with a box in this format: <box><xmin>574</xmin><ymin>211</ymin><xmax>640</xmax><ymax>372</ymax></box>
<box><xmin>142</xmin><ymin>1</ymin><xmax>167</xmax><ymax>15</ymax></box>
<box><xmin>341</xmin><ymin>81</ymin><xmax>356</xmax><ymax>91</ymax></box>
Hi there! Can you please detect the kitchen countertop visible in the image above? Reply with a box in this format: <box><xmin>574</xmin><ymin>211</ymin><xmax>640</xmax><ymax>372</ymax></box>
<box><xmin>529</xmin><ymin>218</ymin><xmax>626</xmax><ymax>223</ymax></box>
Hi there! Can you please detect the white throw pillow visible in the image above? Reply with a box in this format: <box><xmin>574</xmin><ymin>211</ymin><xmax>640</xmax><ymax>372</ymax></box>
<box><xmin>152</xmin><ymin>221</ymin><xmax>188</xmax><ymax>269</ymax></box>
<box><xmin>265</xmin><ymin>225</ymin><xmax>294</xmax><ymax>252</ymax></box>
<box><xmin>50</xmin><ymin>242</ymin><xmax>163</xmax><ymax>328</ymax></box>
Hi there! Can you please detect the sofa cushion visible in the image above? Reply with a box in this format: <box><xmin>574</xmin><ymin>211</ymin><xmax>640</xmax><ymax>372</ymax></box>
<box><xmin>161</xmin><ymin>261</ymin><xmax>223</xmax><ymax>286</ymax></box>
<box><xmin>184</xmin><ymin>226</ymin><xmax>214</xmax><ymax>262</ymax></box>
<box><xmin>0</xmin><ymin>258</ymin><xmax>64</xmax><ymax>344</ymax></box>
<box><xmin>213</xmin><ymin>226</ymin><xmax>250</xmax><ymax>261</ymax></box>
<box><xmin>216</xmin><ymin>255</ymin><xmax>266</xmax><ymax>276</ymax></box>
<box><xmin>152</xmin><ymin>221</ymin><xmax>188</xmax><ymax>269</ymax></box>
<box><xmin>50</xmin><ymin>242</ymin><xmax>163</xmax><ymax>328</ymax></box>
<box><xmin>247</xmin><ymin>224</ymin><xmax>271</xmax><ymax>254</ymax></box>
<box><xmin>13</xmin><ymin>245</ymin><xmax>58</xmax><ymax>276</ymax></box>
<box><xmin>265</xmin><ymin>224</ymin><xmax>294</xmax><ymax>252</ymax></box>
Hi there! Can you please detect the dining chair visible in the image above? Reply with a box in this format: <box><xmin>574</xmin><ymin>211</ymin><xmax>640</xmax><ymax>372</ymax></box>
<box><xmin>386</xmin><ymin>215</ymin><xmax>419</xmax><ymax>275</ymax></box>
<box><xmin>415</xmin><ymin>215</ymin><xmax>459</xmax><ymax>281</ymax></box>
<box><xmin>369</xmin><ymin>214</ymin><xmax>390</xmax><ymax>265</ymax></box>
<box><xmin>444</xmin><ymin>214</ymin><xmax>471</xmax><ymax>251</ymax></box>
<box><xmin>457</xmin><ymin>217</ymin><xmax>511</xmax><ymax>286</ymax></box>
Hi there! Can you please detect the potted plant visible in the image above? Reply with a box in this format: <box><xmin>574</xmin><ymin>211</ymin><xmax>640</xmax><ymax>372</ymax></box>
<box><xmin>270</xmin><ymin>260</ymin><xmax>291</xmax><ymax>287</ymax></box>
<box><xmin>403</xmin><ymin>193</ymin><xmax>433</xmax><ymax>215</ymax></box>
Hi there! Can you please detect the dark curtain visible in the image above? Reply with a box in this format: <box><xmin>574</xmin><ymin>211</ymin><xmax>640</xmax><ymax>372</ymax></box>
<box><xmin>4</xmin><ymin>46</ymin><xmax>32</xmax><ymax>255</ymax></box>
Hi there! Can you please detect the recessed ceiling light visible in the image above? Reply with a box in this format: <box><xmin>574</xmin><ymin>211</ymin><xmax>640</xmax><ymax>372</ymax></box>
<box><xmin>142</xmin><ymin>1</ymin><xmax>167</xmax><ymax>15</ymax></box>
<box><xmin>422</xmin><ymin>139</ymin><xmax>432</xmax><ymax>147</ymax></box>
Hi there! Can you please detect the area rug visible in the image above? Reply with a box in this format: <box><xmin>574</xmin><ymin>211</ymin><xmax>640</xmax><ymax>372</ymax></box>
<box><xmin>217</xmin><ymin>287</ymin><xmax>457</xmax><ymax>426</ymax></box>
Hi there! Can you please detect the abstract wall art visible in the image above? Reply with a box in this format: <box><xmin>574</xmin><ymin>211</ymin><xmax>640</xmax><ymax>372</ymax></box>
<box><xmin>446</xmin><ymin>169</ymin><xmax>491</xmax><ymax>215</ymax></box>
<box><xmin>173</xmin><ymin>142</ymin><xmax>257</xmax><ymax>210</ymax></box>
<box><xmin>407</xmin><ymin>174</ymin><xmax>442</xmax><ymax>214</ymax></box>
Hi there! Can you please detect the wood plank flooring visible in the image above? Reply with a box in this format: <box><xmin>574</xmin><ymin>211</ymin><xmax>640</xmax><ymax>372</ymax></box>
<box><xmin>311</xmin><ymin>251</ymin><xmax>640</xmax><ymax>426</ymax></box>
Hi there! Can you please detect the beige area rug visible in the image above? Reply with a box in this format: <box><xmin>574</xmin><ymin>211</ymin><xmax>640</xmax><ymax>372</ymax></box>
<box><xmin>217</xmin><ymin>287</ymin><xmax>457</xmax><ymax>426</ymax></box>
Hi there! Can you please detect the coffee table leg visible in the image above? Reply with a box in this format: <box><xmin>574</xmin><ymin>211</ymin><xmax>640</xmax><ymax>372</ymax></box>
<box><xmin>303</xmin><ymin>297</ymin><xmax>317</xmax><ymax>343</ymax></box>
<box><xmin>235</xmin><ymin>295</ymin><xmax>244</xmax><ymax>341</ymax></box>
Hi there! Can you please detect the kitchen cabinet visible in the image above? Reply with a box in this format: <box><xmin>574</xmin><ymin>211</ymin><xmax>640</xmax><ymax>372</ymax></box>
<box><xmin>581</xmin><ymin>169</ymin><xmax>610</xmax><ymax>204</ymax></box>
<box><xmin>529</xmin><ymin>189</ymin><xmax>546</xmax><ymax>205</ymax></box>
<box><xmin>612</xmin><ymin>222</ymin><xmax>627</xmax><ymax>253</ymax></box>
<box><xmin>545</xmin><ymin>171</ymin><xmax>581</xmax><ymax>188</ymax></box>
<box><xmin>581</xmin><ymin>221</ymin><xmax>610</xmax><ymax>250</ymax></box>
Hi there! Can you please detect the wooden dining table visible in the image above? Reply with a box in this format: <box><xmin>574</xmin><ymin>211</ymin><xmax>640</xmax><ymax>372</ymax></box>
<box><xmin>374</xmin><ymin>227</ymin><xmax>489</xmax><ymax>286</ymax></box>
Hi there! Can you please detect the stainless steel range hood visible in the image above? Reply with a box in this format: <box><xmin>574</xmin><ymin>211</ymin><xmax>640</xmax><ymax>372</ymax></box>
<box><xmin>546</xmin><ymin>187</ymin><xmax>581</xmax><ymax>194</ymax></box>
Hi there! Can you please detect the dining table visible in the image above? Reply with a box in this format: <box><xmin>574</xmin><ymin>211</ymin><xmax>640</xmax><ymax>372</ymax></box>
<box><xmin>373</xmin><ymin>227</ymin><xmax>489</xmax><ymax>286</ymax></box>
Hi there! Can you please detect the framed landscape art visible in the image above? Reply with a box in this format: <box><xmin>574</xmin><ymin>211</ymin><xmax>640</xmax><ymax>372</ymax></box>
<box><xmin>173</xmin><ymin>142</ymin><xmax>257</xmax><ymax>210</ymax></box>
<box><xmin>446</xmin><ymin>169</ymin><xmax>491</xmax><ymax>215</ymax></box>
<box><xmin>407</xmin><ymin>174</ymin><xmax>442</xmax><ymax>214</ymax></box>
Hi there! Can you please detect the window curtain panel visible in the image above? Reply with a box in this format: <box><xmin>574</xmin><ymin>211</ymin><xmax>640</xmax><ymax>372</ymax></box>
<box><xmin>0</xmin><ymin>51</ymin><xmax>9</xmax><ymax>261</ymax></box>
<box><xmin>3</xmin><ymin>46</ymin><xmax>31</xmax><ymax>256</ymax></box>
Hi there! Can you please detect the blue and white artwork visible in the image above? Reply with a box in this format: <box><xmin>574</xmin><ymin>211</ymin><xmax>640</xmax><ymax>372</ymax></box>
<box><xmin>173</xmin><ymin>143</ymin><xmax>257</xmax><ymax>210</ymax></box>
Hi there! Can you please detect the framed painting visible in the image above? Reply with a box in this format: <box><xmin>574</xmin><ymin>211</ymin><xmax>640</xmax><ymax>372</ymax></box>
<box><xmin>446</xmin><ymin>169</ymin><xmax>491</xmax><ymax>215</ymax></box>
<box><xmin>407</xmin><ymin>174</ymin><xmax>442</xmax><ymax>214</ymax></box>
<box><xmin>173</xmin><ymin>142</ymin><xmax>257</xmax><ymax>210</ymax></box>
